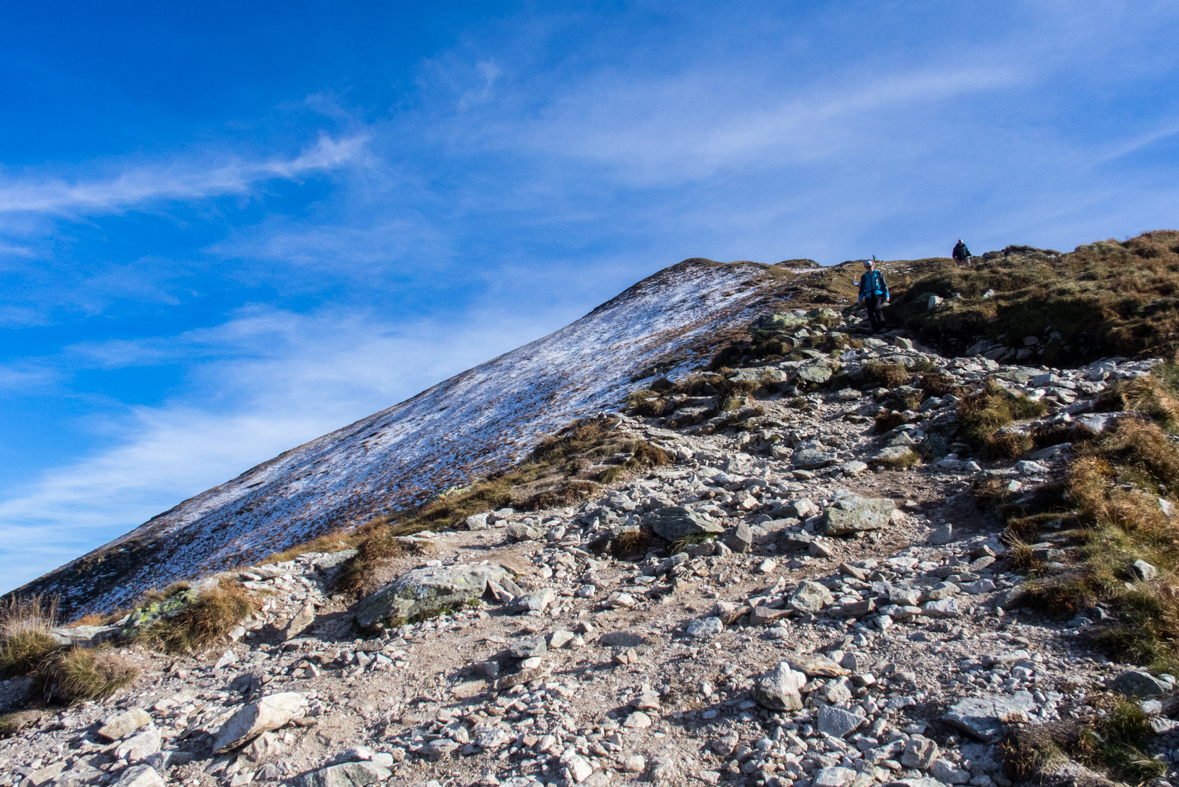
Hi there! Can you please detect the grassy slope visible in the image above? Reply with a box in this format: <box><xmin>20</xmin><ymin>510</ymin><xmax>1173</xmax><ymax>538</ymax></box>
<box><xmin>892</xmin><ymin>231</ymin><xmax>1179</xmax><ymax>364</ymax></box>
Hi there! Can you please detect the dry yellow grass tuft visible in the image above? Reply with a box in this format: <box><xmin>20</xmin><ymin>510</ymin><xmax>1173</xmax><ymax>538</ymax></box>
<box><xmin>34</xmin><ymin>647</ymin><xmax>137</xmax><ymax>704</ymax></box>
<box><xmin>0</xmin><ymin>595</ymin><xmax>59</xmax><ymax>678</ymax></box>
<box><xmin>134</xmin><ymin>581</ymin><xmax>257</xmax><ymax>654</ymax></box>
<box><xmin>958</xmin><ymin>379</ymin><xmax>1048</xmax><ymax>448</ymax></box>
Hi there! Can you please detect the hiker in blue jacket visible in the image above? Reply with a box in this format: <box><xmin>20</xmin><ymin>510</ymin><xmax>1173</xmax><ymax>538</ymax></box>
<box><xmin>858</xmin><ymin>257</ymin><xmax>890</xmax><ymax>334</ymax></box>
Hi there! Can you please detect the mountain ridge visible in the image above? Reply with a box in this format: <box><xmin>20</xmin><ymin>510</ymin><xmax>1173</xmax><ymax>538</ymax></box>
<box><xmin>15</xmin><ymin>257</ymin><xmax>799</xmax><ymax>618</ymax></box>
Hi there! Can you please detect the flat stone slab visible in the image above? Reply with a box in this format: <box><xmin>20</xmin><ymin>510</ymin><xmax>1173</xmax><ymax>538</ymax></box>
<box><xmin>943</xmin><ymin>691</ymin><xmax>1037</xmax><ymax>741</ymax></box>
<box><xmin>645</xmin><ymin>507</ymin><xmax>724</xmax><ymax>541</ymax></box>
<box><xmin>823</xmin><ymin>496</ymin><xmax>895</xmax><ymax>536</ymax></box>
<box><xmin>1109</xmin><ymin>670</ymin><xmax>1171</xmax><ymax>697</ymax></box>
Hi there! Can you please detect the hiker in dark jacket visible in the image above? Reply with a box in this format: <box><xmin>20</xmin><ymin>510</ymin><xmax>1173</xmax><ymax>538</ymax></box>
<box><xmin>952</xmin><ymin>239</ymin><xmax>971</xmax><ymax>264</ymax></box>
<box><xmin>858</xmin><ymin>257</ymin><xmax>889</xmax><ymax>334</ymax></box>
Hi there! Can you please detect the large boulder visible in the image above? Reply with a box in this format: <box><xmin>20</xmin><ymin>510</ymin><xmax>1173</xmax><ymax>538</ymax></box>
<box><xmin>120</xmin><ymin>589</ymin><xmax>201</xmax><ymax>639</ymax></box>
<box><xmin>751</xmin><ymin>312</ymin><xmax>808</xmax><ymax>339</ymax></box>
<box><xmin>1109</xmin><ymin>670</ymin><xmax>1171</xmax><ymax>697</ymax></box>
<box><xmin>751</xmin><ymin>662</ymin><xmax>806</xmax><ymax>711</ymax></box>
<box><xmin>213</xmin><ymin>693</ymin><xmax>308</xmax><ymax>753</ymax></box>
<box><xmin>645</xmin><ymin>507</ymin><xmax>724</xmax><ymax>541</ymax></box>
<box><xmin>796</xmin><ymin>361</ymin><xmax>834</xmax><ymax>385</ymax></box>
<box><xmin>823</xmin><ymin>496</ymin><xmax>896</xmax><ymax>536</ymax></box>
<box><xmin>355</xmin><ymin>563</ymin><xmax>510</xmax><ymax>628</ymax></box>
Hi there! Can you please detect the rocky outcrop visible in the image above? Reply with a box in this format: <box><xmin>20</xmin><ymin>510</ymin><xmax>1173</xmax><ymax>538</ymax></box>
<box><xmin>355</xmin><ymin>563</ymin><xmax>510</xmax><ymax>628</ymax></box>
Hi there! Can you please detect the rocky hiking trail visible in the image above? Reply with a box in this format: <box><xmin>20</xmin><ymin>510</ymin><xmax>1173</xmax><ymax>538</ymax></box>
<box><xmin>5</xmin><ymin>308</ymin><xmax>1179</xmax><ymax>787</ymax></box>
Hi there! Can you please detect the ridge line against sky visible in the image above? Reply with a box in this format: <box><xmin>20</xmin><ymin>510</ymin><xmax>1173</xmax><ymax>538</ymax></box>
<box><xmin>2</xmin><ymin>0</ymin><xmax>1178</xmax><ymax>593</ymax></box>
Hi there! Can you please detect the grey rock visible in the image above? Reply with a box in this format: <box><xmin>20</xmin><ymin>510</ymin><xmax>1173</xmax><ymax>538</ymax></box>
<box><xmin>505</xmin><ymin>523</ymin><xmax>541</xmax><ymax>541</ymax></box>
<box><xmin>464</xmin><ymin>513</ymin><xmax>490</xmax><ymax>531</ymax></box>
<box><xmin>1130</xmin><ymin>559</ymin><xmax>1158</xmax><ymax>582</ymax></box>
<box><xmin>355</xmin><ymin>563</ymin><xmax>509</xmax><ymax>628</ymax></box>
<box><xmin>789</xmin><ymin>498</ymin><xmax>820</xmax><ymax>519</ymax></box>
<box><xmin>1109</xmin><ymin>670</ymin><xmax>1171</xmax><ymax>697</ymax></box>
<box><xmin>507</xmin><ymin>588</ymin><xmax>557</xmax><ymax>615</ymax></box>
<box><xmin>780</xmin><ymin>531</ymin><xmax>814</xmax><ymax>552</ymax></box>
<box><xmin>930</xmin><ymin>759</ymin><xmax>971</xmax><ymax>784</ymax></box>
<box><xmin>686</xmin><ymin>617</ymin><xmax>724</xmax><ymax>638</ymax></box>
<box><xmin>212</xmin><ymin>693</ymin><xmax>308</xmax><ymax>753</ymax></box>
<box><xmin>782</xmin><ymin>655</ymin><xmax>848</xmax><ymax>678</ymax></box>
<box><xmin>823</xmin><ymin>496</ymin><xmax>895</xmax><ymax>536</ymax></box>
<box><xmin>598</xmin><ymin>631</ymin><xmax>651</xmax><ymax>647</ymax></box>
<box><xmin>98</xmin><ymin>708</ymin><xmax>152</xmax><ymax>741</ymax></box>
<box><xmin>49</xmin><ymin>624</ymin><xmax>119</xmax><ymax>648</ymax></box>
<box><xmin>645</xmin><ymin>506</ymin><xmax>724</xmax><ymax>541</ymax></box>
<box><xmin>112</xmin><ymin>766</ymin><xmax>165</xmax><ymax>787</ymax></box>
<box><xmin>283</xmin><ymin>603</ymin><xmax>316</xmax><ymax>641</ymax></box>
<box><xmin>792</xmin><ymin>449</ymin><xmax>837</xmax><ymax>469</ymax></box>
<box><xmin>508</xmin><ymin>637</ymin><xmax>548</xmax><ymax>659</ymax></box>
<box><xmin>724</xmin><ymin>522</ymin><xmax>753</xmax><ymax>553</ymax></box>
<box><xmin>751</xmin><ymin>662</ymin><xmax>806</xmax><ymax>711</ymax></box>
<box><xmin>817</xmin><ymin>705</ymin><xmax>865</xmax><ymax>738</ymax></box>
<box><xmin>310</xmin><ymin>549</ymin><xmax>357</xmax><ymax>570</ymax></box>
<box><xmin>418</xmin><ymin>738</ymin><xmax>460</xmax><ymax>761</ymax></box>
<box><xmin>789</xmin><ymin>580</ymin><xmax>834</xmax><ymax>612</ymax></box>
<box><xmin>303</xmin><ymin>762</ymin><xmax>391</xmax><ymax>787</ymax></box>
<box><xmin>927</xmin><ymin>524</ymin><xmax>953</xmax><ymax>545</ymax></box>
<box><xmin>797</xmin><ymin>361</ymin><xmax>834</xmax><ymax>385</ymax></box>
<box><xmin>813</xmin><ymin>767</ymin><xmax>856</xmax><ymax>787</ymax></box>
<box><xmin>902</xmin><ymin>735</ymin><xmax>940</xmax><ymax>769</ymax></box>
<box><xmin>923</xmin><ymin>598</ymin><xmax>961</xmax><ymax>618</ymax></box>
<box><xmin>943</xmin><ymin>691</ymin><xmax>1036</xmax><ymax>741</ymax></box>
<box><xmin>115</xmin><ymin>728</ymin><xmax>161</xmax><ymax>763</ymax></box>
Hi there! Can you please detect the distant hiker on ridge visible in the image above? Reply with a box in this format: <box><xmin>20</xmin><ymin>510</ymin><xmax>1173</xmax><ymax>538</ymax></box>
<box><xmin>953</xmin><ymin>238</ymin><xmax>971</xmax><ymax>265</ymax></box>
<box><xmin>857</xmin><ymin>256</ymin><xmax>889</xmax><ymax>334</ymax></box>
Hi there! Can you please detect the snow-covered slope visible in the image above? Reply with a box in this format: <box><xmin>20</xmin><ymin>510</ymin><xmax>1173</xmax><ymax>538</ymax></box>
<box><xmin>18</xmin><ymin>258</ymin><xmax>796</xmax><ymax>617</ymax></box>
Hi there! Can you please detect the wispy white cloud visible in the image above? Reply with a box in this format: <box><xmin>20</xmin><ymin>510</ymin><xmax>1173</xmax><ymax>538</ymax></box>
<box><xmin>491</xmin><ymin>65</ymin><xmax>1021</xmax><ymax>184</ymax></box>
<box><xmin>0</xmin><ymin>134</ymin><xmax>369</xmax><ymax>216</ymax></box>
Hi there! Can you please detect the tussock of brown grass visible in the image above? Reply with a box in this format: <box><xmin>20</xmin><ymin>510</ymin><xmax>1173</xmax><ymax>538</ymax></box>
<box><xmin>861</xmin><ymin>360</ymin><xmax>910</xmax><ymax>388</ymax></box>
<box><xmin>0</xmin><ymin>595</ymin><xmax>59</xmax><ymax>678</ymax></box>
<box><xmin>0</xmin><ymin>710</ymin><xmax>40</xmax><ymax>738</ymax></box>
<box><xmin>918</xmin><ymin>371</ymin><xmax>957</xmax><ymax>399</ymax></box>
<box><xmin>876</xmin><ymin>449</ymin><xmax>922</xmax><ymax>470</ymax></box>
<box><xmin>626</xmin><ymin>390</ymin><xmax>674</xmax><ymax>417</ymax></box>
<box><xmin>1012</xmin><ymin>418</ymin><xmax>1179</xmax><ymax>671</ymax></box>
<box><xmin>34</xmin><ymin>647</ymin><xmax>136</xmax><ymax>704</ymax></box>
<box><xmin>611</xmin><ymin>529</ymin><xmax>652</xmax><ymax>560</ymax></box>
<box><xmin>1002</xmin><ymin>699</ymin><xmax>1164</xmax><ymax>786</ymax></box>
<box><xmin>983</xmin><ymin>431</ymin><xmax>1033</xmax><ymax>460</ymax></box>
<box><xmin>1097</xmin><ymin>375</ymin><xmax>1179</xmax><ymax>431</ymax></box>
<box><xmin>874</xmin><ymin>410</ymin><xmax>908</xmax><ymax>434</ymax></box>
<box><xmin>958</xmin><ymin>379</ymin><xmax>1048</xmax><ymax>447</ymax></box>
<box><xmin>66</xmin><ymin>610</ymin><xmax>125</xmax><ymax>628</ymax></box>
<box><xmin>134</xmin><ymin>581</ymin><xmax>256</xmax><ymax>653</ymax></box>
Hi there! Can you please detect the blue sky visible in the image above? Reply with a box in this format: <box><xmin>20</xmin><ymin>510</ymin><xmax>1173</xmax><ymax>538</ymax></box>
<box><xmin>2</xmin><ymin>1</ymin><xmax>1178</xmax><ymax>593</ymax></box>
